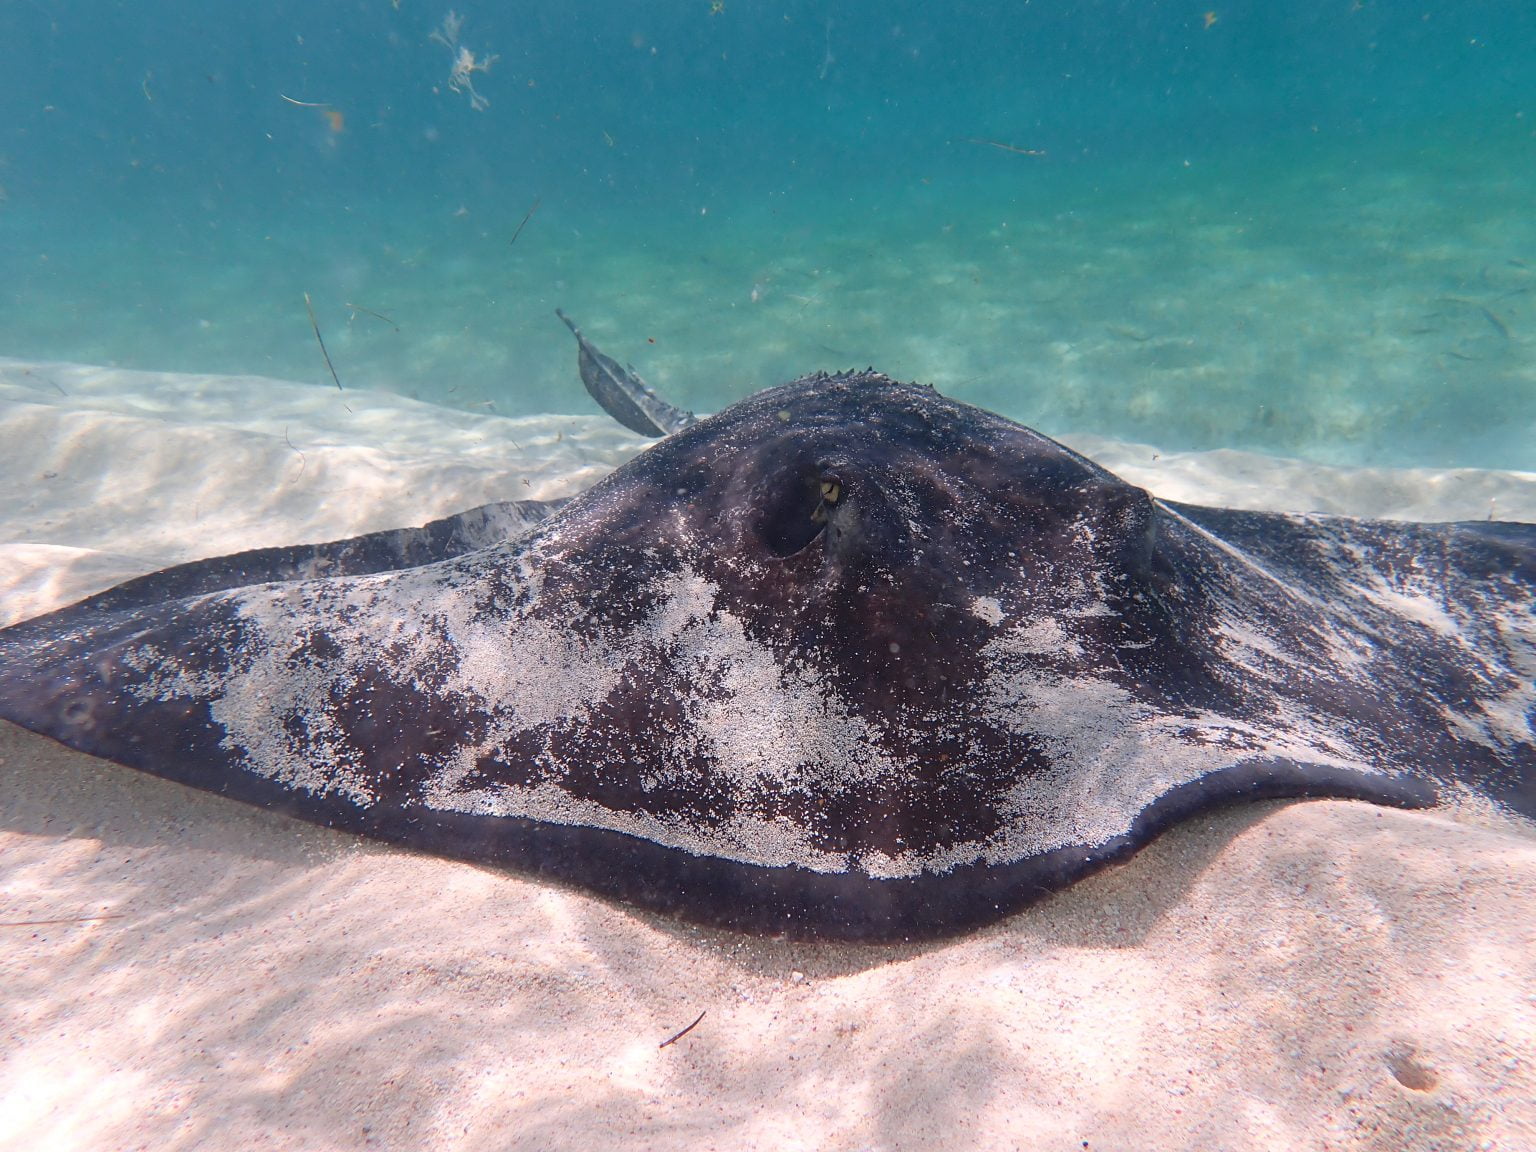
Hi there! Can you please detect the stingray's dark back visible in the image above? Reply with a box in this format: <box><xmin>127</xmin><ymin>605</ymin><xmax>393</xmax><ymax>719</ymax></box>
<box><xmin>0</xmin><ymin>373</ymin><xmax>1531</xmax><ymax>940</ymax></box>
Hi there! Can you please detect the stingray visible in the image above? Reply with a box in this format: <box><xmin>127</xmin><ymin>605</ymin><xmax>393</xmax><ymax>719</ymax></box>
<box><xmin>1</xmin><ymin>320</ymin><xmax>1532</xmax><ymax>941</ymax></box>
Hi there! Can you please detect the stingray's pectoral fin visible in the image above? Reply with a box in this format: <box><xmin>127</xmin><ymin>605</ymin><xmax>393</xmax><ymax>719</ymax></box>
<box><xmin>556</xmin><ymin>309</ymin><xmax>697</xmax><ymax>438</ymax></box>
<box><xmin>0</xmin><ymin>601</ymin><xmax>275</xmax><ymax>809</ymax></box>
<box><xmin>0</xmin><ymin>591</ymin><xmax>438</xmax><ymax>832</ymax></box>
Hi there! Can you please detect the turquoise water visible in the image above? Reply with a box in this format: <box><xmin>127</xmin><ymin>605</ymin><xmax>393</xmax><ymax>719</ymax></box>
<box><xmin>1</xmin><ymin>1</ymin><xmax>1532</xmax><ymax>468</ymax></box>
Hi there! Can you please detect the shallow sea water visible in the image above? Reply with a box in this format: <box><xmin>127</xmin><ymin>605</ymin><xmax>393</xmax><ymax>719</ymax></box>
<box><xmin>1</xmin><ymin>1</ymin><xmax>1532</xmax><ymax>469</ymax></box>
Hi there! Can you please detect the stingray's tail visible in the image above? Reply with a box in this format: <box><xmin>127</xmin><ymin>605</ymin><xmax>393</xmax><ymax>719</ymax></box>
<box><xmin>555</xmin><ymin>309</ymin><xmax>697</xmax><ymax>438</ymax></box>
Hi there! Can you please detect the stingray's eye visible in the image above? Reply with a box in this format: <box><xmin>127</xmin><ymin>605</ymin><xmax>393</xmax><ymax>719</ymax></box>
<box><xmin>809</xmin><ymin>471</ymin><xmax>843</xmax><ymax>525</ymax></box>
<box><xmin>758</xmin><ymin>469</ymin><xmax>839</xmax><ymax>557</ymax></box>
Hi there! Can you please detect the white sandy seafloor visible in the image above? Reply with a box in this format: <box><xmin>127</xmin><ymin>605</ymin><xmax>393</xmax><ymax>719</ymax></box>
<box><xmin>1</xmin><ymin>360</ymin><xmax>1534</xmax><ymax>1152</ymax></box>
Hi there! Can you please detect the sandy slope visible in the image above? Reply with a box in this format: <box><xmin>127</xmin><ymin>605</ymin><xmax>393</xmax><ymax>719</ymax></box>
<box><xmin>2</xmin><ymin>361</ymin><xmax>1533</xmax><ymax>1152</ymax></box>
